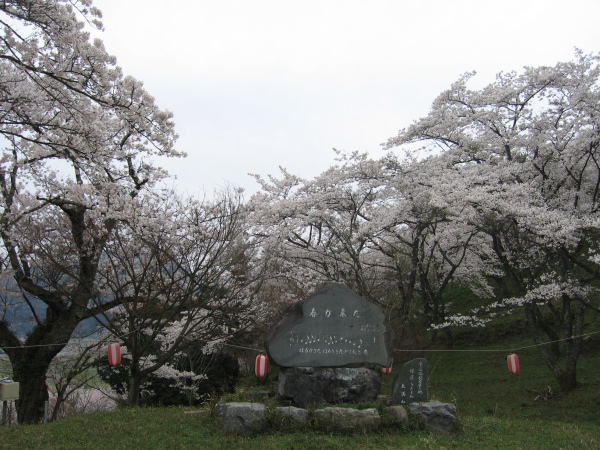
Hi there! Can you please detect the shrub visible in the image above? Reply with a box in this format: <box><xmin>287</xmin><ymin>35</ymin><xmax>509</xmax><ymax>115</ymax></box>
<box><xmin>96</xmin><ymin>350</ymin><xmax>240</xmax><ymax>407</ymax></box>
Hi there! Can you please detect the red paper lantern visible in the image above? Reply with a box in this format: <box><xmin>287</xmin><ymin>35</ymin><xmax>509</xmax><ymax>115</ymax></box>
<box><xmin>382</xmin><ymin>366</ymin><xmax>392</xmax><ymax>375</ymax></box>
<box><xmin>108</xmin><ymin>343</ymin><xmax>121</xmax><ymax>367</ymax></box>
<box><xmin>255</xmin><ymin>353</ymin><xmax>268</xmax><ymax>379</ymax></box>
<box><xmin>507</xmin><ymin>353</ymin><xmax>519</xmax><ymax>375</ymax></box>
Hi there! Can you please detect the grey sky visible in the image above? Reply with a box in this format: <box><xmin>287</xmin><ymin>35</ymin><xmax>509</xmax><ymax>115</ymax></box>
<box><xmin>92</xmin><ymin>0</ymin><xmax>600</xmax><ymax>196</ymax></box>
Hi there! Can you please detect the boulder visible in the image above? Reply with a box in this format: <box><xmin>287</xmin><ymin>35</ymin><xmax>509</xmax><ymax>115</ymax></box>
<box><xmin>219</xmin><ymin>402</ymin><xmax>267</xmax><ymax>435</ymax></box>
<box><xmin>278</xmin><ymin>367</ymin><xmax>381</xmax><ymax>408</ymax></box>
<box><xmin>408</xmin><ymin>401</ymin><xmax>457</xmax><ymax>433</ymax></box>
<box><xmin>313</xmin><ymin>407</ymin><xmax>380</xmax><ymax>431</ymax></box>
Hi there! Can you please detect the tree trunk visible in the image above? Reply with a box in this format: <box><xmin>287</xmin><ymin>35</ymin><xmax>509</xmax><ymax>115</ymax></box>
<box><xmin>524</xmin><ymin>303</ymin><xmax>582</xmax><ymax>392</ymax></box>
<box><xmin>127</xmin><ymin>368</ymin><xmax>142</xmax><ymax>407</ymax></box>
<box><xmin>443</xmin><ymin>328</ymin><xmax>454</xmax><ymax>348</ymax></box>
<box><xmin>557</xmin><ymin>300</ymin><xmax>585</xmax><ymax>391</ymax></box>
<box><xmin>51</xmin><ymin>389</ymin><xmax>66</xmax><ymax>422</ymax></box>
<box><xmin>557</xmin><ymin>369</ymin><xmax>578</xmax><ymax>391</ymax></box>
<box><xmin>12</xmin><ymin>359</ymin><xmax>51</xmax><ymax>424</ymax></box>
<box><xmin>1</xmin><ymin>308</ymin><xmax>84</xmax><ymax>424</ymax></box>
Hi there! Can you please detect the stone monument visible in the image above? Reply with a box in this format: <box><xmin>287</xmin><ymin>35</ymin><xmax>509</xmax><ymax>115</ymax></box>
<box><xmin>266</xmin><ymin>283</ymin><xmax>394</xmax><ymax>407</ymax></box>
<box><xmin>391</xmin><ymin>358</ymin><xmax>428</xmax><ymax>405</ymax></box>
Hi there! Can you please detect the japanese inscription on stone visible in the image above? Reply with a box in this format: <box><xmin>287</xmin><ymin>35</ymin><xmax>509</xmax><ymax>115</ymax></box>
<box><xmin>391</xmin><ymin>358</ymin><xmax>428</xmax><ymax>405</ymax></box>
<box><xmin>266</xmin><ymin>283</ymin><xmax>394</xmax><ymax>368</ymax></box>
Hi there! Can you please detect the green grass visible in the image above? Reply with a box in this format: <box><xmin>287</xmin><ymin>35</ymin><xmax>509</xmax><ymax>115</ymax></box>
<box><xmin>0</xmin><ymin>406</ymin><xmax>597</xmax><ymax>449</ymax></box>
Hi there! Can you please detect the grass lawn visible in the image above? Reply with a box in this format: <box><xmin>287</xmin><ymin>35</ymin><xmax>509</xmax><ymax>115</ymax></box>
<box><xmin>0</xmin><ymin>404</ymin><xmax>597</xmax><ymax>449</ymax></box>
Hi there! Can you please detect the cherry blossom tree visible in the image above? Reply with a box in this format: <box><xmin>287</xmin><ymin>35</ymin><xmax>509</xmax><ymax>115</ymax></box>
<box><xmin>386</xmin><ymin>51</ymin><xmax>600</xmax><ymax>390</ymax></box>
<box><xmin>47</xmin><ymin>335</ymin><xmax>107</xmax><ymax>421</ymax></box>
<box><xmin>364</xmin><ymin>153</ymin><xmax>486</xmax><ymax>344</ymax></box>
<box><xmin>248</xmin><ymin>152</ymin><xmax>476</xmax><ymax>337</ymax></box>
<box><xmin>96</xmin><ymin>189</ymin><xmax>258</xmax><ymax>407</ymax></box>
<box><xmin>0</xmin><ymin>0</ymin><xmax>179</xmax><ymax>423</ymax></box>
<box><xmin>249</xmin><ymin>155</ymin><xmax>390</xmax><ymax>307</ymax></box>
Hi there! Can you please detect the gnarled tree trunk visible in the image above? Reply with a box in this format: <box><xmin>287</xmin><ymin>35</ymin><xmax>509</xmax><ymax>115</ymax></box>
<box><xmin>12</xmin><ymin>356</ymin><xmax>52</xmax><ymax>424</ymax></box>
<box><xmin>524</xmin><ymin>300</ymin><xmax>584</xmax><ymax>392</ymax></box>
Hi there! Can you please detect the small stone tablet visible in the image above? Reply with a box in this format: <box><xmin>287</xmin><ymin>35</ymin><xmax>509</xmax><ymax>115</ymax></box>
<box><xmin>391</xmin><ymin>358</ymin><xmax>428</xmax><ymax>405</ymax></box>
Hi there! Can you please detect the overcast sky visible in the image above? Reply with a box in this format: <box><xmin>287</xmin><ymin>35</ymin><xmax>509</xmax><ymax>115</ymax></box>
<box><xmin>92</xmin><ymin>0</ymin><xmax>600</xmax><ymax>196</ymax></box>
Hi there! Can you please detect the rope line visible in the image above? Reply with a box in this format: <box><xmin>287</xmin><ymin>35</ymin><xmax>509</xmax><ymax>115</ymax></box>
<box><xmin>220</xmin><ymin>343</ymin><xmax>264</xmax><ymax>352</ymax></box>
<box><xmin>1</xmin><ymin>329</ymin><xmax>599</xmax><ymax>354</ymax></box>
<box><xmin>393</xmin><ymin>330</ymin><xmax>600</xmax><ymax>353</ymax></box>
<box><xmin>0</xmin><ymin>322</ymin><xmax>175</xmax><ymax>350</ymax></box>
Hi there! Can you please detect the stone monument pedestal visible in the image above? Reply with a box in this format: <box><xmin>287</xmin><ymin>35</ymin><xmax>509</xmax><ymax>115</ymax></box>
<box><xmin>278</xmin><ymin>367</ymin><xmax>381</xmax><ymax>408</ymax></box>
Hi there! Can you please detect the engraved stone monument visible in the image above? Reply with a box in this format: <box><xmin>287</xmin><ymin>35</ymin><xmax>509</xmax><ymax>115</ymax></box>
<box><xmin>266</xmin><ymin>283</ymin><xmax>394</xmax><ymax>407</ymax></box>
<box><xmin>266</xmin><ymin>283</ymin><xmax>394</xmax><ymax>368</ymax></box>
<box><xmin>391</xmin><ymin>358</ymin><xmax>428</xmax><ymax>405</ymax></box>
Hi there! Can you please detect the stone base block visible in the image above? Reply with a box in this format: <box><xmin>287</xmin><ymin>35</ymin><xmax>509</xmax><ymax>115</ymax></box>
<box><xmin>278</xmin><ymin>367</ymin><xmax>381</xmax><ymax>408</ymax></box>
<box><xmin>313</xmin><ymin>407</ymin><xmax>380</xmax><ymax>431</ymax></box>
<box><xmin>220</xmin><ymin>402</ymin><xmax>267</xmax><ymax>435</ymax></box>
<box><xmin>409</xmin><ymin>401</ymin><xmax>457</xmax><ymax>433</ymax></box>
